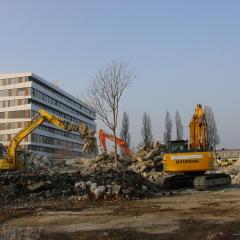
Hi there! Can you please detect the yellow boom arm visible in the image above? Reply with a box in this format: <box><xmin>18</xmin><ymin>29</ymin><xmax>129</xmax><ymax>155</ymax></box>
<box><xmin>189</xmin><ymin>104</ymin><xmax>207</xmax><ymax>149</ymax></box>
<box><xmin>1</xmin><ymin>109</ymin><xmax>77</xmax><ymax>170</ymax></box>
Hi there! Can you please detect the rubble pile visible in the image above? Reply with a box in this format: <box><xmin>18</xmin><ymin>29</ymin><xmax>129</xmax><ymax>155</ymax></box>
<box><xmin>66</xmin><ymin>153</ymin><xmax>131</xmax><ymax>175</ymax></box>
<box><xmin>217</xmin><ymin>159</ymin><xmax>240</xmax><ymax>184</ymax></box>
<box><xmin>0</xmin><ymin>158</ymin><xmax>158</xmax><ymax>204</ymax></box>
<box><xmin>20</xmin><ymin>152</ymin><xmax>66</xmax><ymax>169</ymax></box>
<box><xmin>132</xmin><ymin>141</ymin><xmax>165</xmax><ymax>182</ymax></box>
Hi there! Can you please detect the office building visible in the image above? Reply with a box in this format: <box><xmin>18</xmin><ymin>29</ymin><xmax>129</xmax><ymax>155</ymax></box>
<box><xmin>0</xmin><ymin>72</ymin><xmax>96</xmax><ymax>156</ymax></box>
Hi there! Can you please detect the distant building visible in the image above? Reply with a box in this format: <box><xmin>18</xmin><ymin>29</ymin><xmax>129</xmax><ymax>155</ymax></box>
<box><xmin>0</xmin><ymin>72</ymin><xmax>96</xmax><ymax>156</ymax></box>
<box><xmin>215</xmin><ymin>149</ymin><xmax>240</xmax><ymax>161</ymax></box>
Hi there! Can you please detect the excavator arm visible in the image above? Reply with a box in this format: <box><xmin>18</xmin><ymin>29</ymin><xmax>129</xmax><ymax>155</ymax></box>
<box><xmin>0</xmin><ymin>109</ymin><xmax>95</xmax><ymax>170</ymax></box>
<box><xmin>98</xmin><ymin>129</ymin><xmax>131</xmax><ymax>156</ymax></box>
<box><xmin>7</xmin><ymin>109</ymin><xmax>67</xmax><ymax>169</ymax></box>
<box><xmin>189</xmin><ymin>104</ymin><xmax>207</xmax><ymax>149</ymax></box>
<box><xmin>6</xmin><ymin>114</ymin><xmax>45</xmax><ymax>169</ymax></box>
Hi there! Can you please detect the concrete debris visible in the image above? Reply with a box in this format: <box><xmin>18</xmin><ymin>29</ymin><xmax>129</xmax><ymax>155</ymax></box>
<box><xmin>65</xmin><ymin>153</ymin><xmax>130</xmax><ymax>175</ymax></box>
<box><xmin>217</xmin><ymin>159</ymin><xmax>240</xmax><ymax>184</ymax></box>
<box><xmin>0</xmin><ymin>164</ymin><xmax>158</xmax><ymax>204</ymax></box>
<box><xmin>20</xmin><ymin>152</ymin><xmax>64</xmax><ymax>169</ymax></box>
<box><xmin>131</xmin><ymin>141</ymin><xmax>165</xmax><ymax>182</ymax></box>
<box><xmin>90</xmin><ymin>182</ymin><xmax>97</xmax><ymax>193</ymax></box>
<box><xmin>0</xmin><ymin>145</ymin><xmax>164</xmax><ymax>205</ymax></box>
<box><xmin>93</xmin><ymin>185</ymin><xmax>106</xmax><ymax>199</ymax></box>
<box><xmin>74</xmin><ymin>181</ymin><xmax>86</xmax><ymax>189</ymax></box>
<box><xmin>27</xmin><ymin>181</ymin><xmax>45</xmax><ymax>192</ymax></box>
<box><xmin>111</xmin><ymin>184</ymin><xmax>122</xmax><ymax>196</ymax></box>
<box><xmin>2</xmin><ymin>144</ymin><xmax>239</xmax><ymax>206</ymax></box>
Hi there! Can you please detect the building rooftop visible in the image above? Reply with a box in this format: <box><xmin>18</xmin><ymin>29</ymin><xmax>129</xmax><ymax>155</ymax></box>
<box><xmin>0</xmin><ymin>72</ymin><xmax>34</xmax><ymax>79</ymax></box>
<box><xmin>0</xmin><ymin>72</ymin><xmax>95</xmax><ymax>112</ymax></box>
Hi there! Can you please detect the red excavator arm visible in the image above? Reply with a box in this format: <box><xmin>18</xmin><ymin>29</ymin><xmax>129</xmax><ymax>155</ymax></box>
<box><xmin>98</xmin><ymin>129</ymin><xmax>131</xmax><ymax>156</ymax></box>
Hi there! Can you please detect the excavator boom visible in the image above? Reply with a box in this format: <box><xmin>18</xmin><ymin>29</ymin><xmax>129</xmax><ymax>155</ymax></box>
<box><xmin>189</xmin><ymin>104</ymin><xmax>207</xmax><ymax>149</ymax></box>
<box><xmin>7</xmin><ymin>115</ymin><xmax>45</xmax><ymax>169</ymax></box>
<box><xmin>7</xmin><ymin>109</ymin><xmax>67</xmax><ymax>169</ymax></box>
<box><xmin>0</xmin><ymin>109</ymin><xmax>97</xmax><ymax>170</ymax></box>
<box><xmin>98</xmin><ymin>129</ymin><xmax>131</xmax><ymax>156</ymax></box>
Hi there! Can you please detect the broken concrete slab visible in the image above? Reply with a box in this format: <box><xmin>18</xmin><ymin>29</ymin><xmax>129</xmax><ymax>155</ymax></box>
<box><xmin>111</xmin><ymin>184</ymin><xmax>121</xmax><ymax>196</ymax></box>
<box><xmin>27</xmin><ymin>182</ymin><xmax>45</xmax><ymax>192</ymax></box>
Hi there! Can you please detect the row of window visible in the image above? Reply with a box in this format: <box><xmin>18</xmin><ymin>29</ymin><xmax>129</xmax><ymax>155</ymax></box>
<box><xmin>0</xmin><ymin>76</ymin><xmax>95</xmax><ymax>118</ymax></box>
<box><xmin>38</xmin><ymin>125</ymin><xmax>82</xmax><ymax>141</ymax></box>
<box><xmin>0</xmin><ymin>87</ymin><xmax>94</xmax><ymax>123</ymax></box>
<box><xmin>0</xmin><ymin>110</ymin><xmax>30</xmax><ymax>119</ymax></box>
<box><xmin>28</xmin><ymin>144</ymin><xmax>81</xmax><ymax>156</ymax></box>
<box><xmin>0</xmin><ymin>88</ymin><xmax>30</xmax><ymax>97</ymax></box>
<box><xmin>31</xmin><ymin>133</ymin><xmax>82</xmax><ymax>149</ymax></box>
<box><xmin>0</xmin><ymin>99</ymin><xmax>28</xmax><ymax>108</ymax></box>
<box><xmin>32</xmin><ymin>88</ymin><xmax>94</xmax><ymax>120</ymax></box>
<box><xmin>0</xmin><ymin>122</ymin><xmax>27</xmax><ymax>130</ymax></box>
<box><xmin>31</xmin><ymin>102</ymin><xmax>94</xmax><ymax>130</ymax></box>
<box><xmin>31</xmin><ymin>77</ymin><xmax>95</xmax><ymax>117</ymax></box>
<box><xmin>0</xmin><ymin>120</ymin><xmax>82</xmax><ymax>142</ymax></box>
<box><xmin>0</xmin><ymin>77</ymin><xmax>28</xmax><ymax>86</ymax></box>
<box><xmin>0</xmin><ymin>134</ymin><xmax>29</xmax><ymax>142</ymax></box>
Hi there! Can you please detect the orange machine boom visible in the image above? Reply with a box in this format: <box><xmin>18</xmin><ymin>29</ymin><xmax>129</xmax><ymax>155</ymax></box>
<box><xmin>98</xmin><ymin>129</ymin><xmax>131</xmax><ymax>156</ymax></box>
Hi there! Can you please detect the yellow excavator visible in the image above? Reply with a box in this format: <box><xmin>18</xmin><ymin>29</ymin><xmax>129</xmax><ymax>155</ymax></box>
<box><xmin>0</xmin><ymin>109</ymin><xmax>97</xmax><ymax>170</ymax></box>
<box><xmin>162</xmin><ymin>104</ymin><xmax>231</xmax><ymax>190</ymax></box>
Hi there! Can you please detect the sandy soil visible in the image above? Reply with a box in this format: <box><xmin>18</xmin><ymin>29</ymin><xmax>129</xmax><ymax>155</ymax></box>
<box><xmin>1</xmin><ymin>185</ymin><xmax>240</xmax><ymax>240</ymax></box>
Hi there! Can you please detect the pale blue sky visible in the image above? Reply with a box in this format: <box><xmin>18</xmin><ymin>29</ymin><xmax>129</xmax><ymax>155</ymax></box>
<box><xmin>0</xmin><ymin>1</ymin><xmax>240</xmax><ymax>148</ymax></box>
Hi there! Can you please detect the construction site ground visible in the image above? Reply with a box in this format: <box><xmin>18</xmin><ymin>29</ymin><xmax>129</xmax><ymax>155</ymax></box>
<box><xmin>1</xmin><ymin>185</ymin><xmax>240</xmax><ymax>240</ymax></box>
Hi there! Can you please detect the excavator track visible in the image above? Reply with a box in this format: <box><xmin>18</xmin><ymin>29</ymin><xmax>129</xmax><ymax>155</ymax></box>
<box><xmin>157</xmin><ymin>173</ymin><xmax>231</xmax><ymax>191</ymax></box>
<box><xmin>157</xmin><ymin>174</ymin><xmax>195</xmax><ymax>189</ymax></box>
<box><xmin>194</xmin><ymin>173</ymin><xmax>231</xmax><ymax>191</ymax></box>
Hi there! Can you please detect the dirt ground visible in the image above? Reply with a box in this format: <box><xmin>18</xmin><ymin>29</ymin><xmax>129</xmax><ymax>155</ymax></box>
<box><xmin>1</xmin><ymin>185</ymin><xmax>240</xmax><ymax>240</ymax></box>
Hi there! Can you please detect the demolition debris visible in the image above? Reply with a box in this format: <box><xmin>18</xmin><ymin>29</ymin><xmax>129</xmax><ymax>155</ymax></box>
<box><xmin>131</xmin><ymin>141</ymin><xmax>165</xmax><ymax>182</ymax></box>
<box><xmin>0</xmin><ymin>153</ymin><xmax>158</xmax><ymax>204</ymax></box>
<box><xmin>1</xmin><ymin>147</ymin><xmax>240</xmax><ymax>205</ymax></box>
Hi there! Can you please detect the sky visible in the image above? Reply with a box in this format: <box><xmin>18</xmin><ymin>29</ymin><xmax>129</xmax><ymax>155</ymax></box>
<box><xmin>0</xmin><ymin>0</ymin><xmax>240</xmax><ymax>149</ymax></box>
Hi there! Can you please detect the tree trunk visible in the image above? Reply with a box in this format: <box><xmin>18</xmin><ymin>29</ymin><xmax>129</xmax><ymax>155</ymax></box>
<box><xmin>113</xmin><ymin>128</ymin><xmax>118</xmax><ymax>168</ymax></box>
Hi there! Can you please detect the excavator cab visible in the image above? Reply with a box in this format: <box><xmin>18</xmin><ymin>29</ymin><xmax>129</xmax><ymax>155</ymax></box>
<box><xmin>167</xmin><ymin>140</ymin><xmax>188</xmax><ymax>153</ymax></box>
<box><xmin>0</xmin><ymin>143</ymin><xmax>7</xmax><ymax>158</ymax></box>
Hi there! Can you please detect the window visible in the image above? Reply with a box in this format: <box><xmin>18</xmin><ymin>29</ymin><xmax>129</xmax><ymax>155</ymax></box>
<box><xmin>7</xmin><ymin>110</ymin><xmax>30</xmax><ymax>119</ymax></box>
<box><xmin>31</xmin><ymin>87</ymin><xmax>95</xmax><ymax>120</ymax></box>
<box><xmin>0</xmin><ymin>112</ymin><xmax>5</xmax><ymax>119</ymax></box>
<box><xmin>0</xmin><ymin>77</ymin><xmax>27</xmax><ymax>87</ymax></box>
<box><xmin>18</xmin><ymin>88</ymin><xmax>26</xmax><ymax>96</ymax></box>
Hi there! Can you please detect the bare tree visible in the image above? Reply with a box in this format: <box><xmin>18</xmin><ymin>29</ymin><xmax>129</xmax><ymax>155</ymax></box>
<box><xmin>164</xmin><ymin>111</ymin><xmax>172</xmax><ymax>145</ymax></box>
<box><xmin>142</xmin><ymin>112</ymin><xmax>153</xmax><ymax>146</ymax></box>
<box><xmin>120</xmin><ymin>111</ymin><xmax>131</xmax><ymax>148</ymax></box>
<box><xmin>204</xmin><ymin>105</ymin><xmax>220</xmax><ymax>149</ymax></box>
<box><xmin>84</xmin><ymin>60</ymin><xmax>134</xmax><ymax>164</ymax></box>
<box><xmin>175</xmin><ymin>110</ymin><xmax>183</xmax><ymax>140</ymax></box>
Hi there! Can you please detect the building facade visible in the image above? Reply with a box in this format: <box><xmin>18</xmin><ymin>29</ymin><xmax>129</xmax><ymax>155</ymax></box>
<box><xmin>0</xmin><ymin>72</ymin><xmax>96</xmax><ymax>156</ymax></box>
<box><xmin>215</xmin><ymin>149</ymin><xmax>240</xmax><ymax>161</ymax></box>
